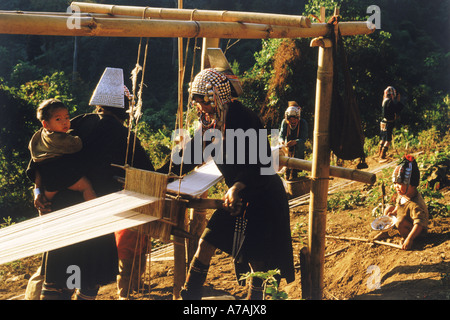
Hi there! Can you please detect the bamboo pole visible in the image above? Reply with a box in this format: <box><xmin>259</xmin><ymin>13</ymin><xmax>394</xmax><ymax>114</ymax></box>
<box><xmin>307</xmin><ymin>37</ymin><xmax>334</xmax><ymax>300</ymax></box>
<box><xmin>324</xmin><ymin>245</ymin><xmax>350</xmax><ymax>258</ymax></box>
<box><xmin>172</xmin><ymin>200</ymin><xmax>188</xmax><ymax>300</ymax></box>
<box><xmin>299</xmin><ymin>247</ymin><xmax>311</xmax><ymax>300</ymax></box>
<box><xmin>0</xmin><ymin>12</ymin><xmax>375</xmax><ymax>39</ymax></box>
<box><xmin>186</xmin><ymin>192</ymin><xmax>208</xmax><ymax>266</ymax></box>
<box><xmin>177</xmin><ymin>0</ymin><xmax>184</xmax><ymax>133</ymax></box>
<box><xmin>279</xmin><ymin>154</ymin><xmax>376</xmax><ymax>184</ymax></box>
<box><xmin>326</xmin><ymin>235</ymin><xmax>403</xmax><ymax>249</ymax></box>
<box><xmin>71</xmin><ymin>2</ymin><xmax>312</xmax><ymax>28</ymax></box>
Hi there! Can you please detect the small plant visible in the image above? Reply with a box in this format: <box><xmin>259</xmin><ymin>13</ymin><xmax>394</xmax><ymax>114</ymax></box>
<box><xmin>239</xmin><ymin>269</ymin><xmax>288</xmax><ymax>300</ymax></box>
<box><xmin>327</xmin><ymin>191</ymin><xmax>365</xmax><ymax>213</ymax></box>
<box><xmin>293</xmin><ymin>222</ymin><xmax>308</xmax><ymax>245</ymax></box>
<box><xmin>426</xmin><ymin>200</ymin><xmax>449</xmax><ymax>218</ymax></box>
<box><xmin>0</xmin><ymin>216</ymin><xmax>14</xmax><ymax>229</ymax></box>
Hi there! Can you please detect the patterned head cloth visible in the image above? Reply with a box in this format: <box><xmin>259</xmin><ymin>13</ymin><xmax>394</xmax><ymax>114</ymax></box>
<box><xmin>384</xmin><ymin>86</ymin><xmax>397</xmax><ymax>100</ymax></box>
<box><xmin>285</xmin><ymin>105</ymin><xmax>301</xmax><ymax>119</ymax></box>
<box><xmin>392</xmin><ymin>155</ymin><xmax>420</xmax><ymax>187</ymax></box>
<box><xmin>189</xmin><ymin>68</ymin><xmax>232</xmax><ymax>107</ymax></box>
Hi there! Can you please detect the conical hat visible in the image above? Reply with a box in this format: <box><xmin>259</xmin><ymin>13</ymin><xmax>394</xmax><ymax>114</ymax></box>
<box><xmin>89</xmin><ymin>67</ymin><xmax>125</xmax><ymax>108</ymax></box>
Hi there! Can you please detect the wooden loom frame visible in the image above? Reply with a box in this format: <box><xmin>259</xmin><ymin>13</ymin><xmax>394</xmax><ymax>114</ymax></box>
<box><xmin>0</xmin><ymin>2</ymin><xmax>377</xmax><ymax>300</ymax></box>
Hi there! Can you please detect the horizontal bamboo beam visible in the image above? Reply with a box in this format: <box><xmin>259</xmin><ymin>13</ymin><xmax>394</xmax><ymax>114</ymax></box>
<box><xmin>71</xmin><ymin>2</ymin><xmax>312</xmax><ymax>28</ymax></box>
<box><xmin>279</xmin><ymin>155</ymin><xmax>376</xmax><ymax>185</ymax></box>
<box><xmin>0</xmin><ymin>12</ymin><xmax>375</xmax><ymax>39</ymax></box>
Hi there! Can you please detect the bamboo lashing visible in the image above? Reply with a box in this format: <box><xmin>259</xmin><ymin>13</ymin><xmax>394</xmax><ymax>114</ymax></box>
<box><xmin>0</xmin><ymin>190</ymin><xmax>161</xmax><ymax>265</ymax></box>
<box><xmin>0</xmin><ymin>11</ymin><xmax>375</xmax><ymax>39</ymax></box>
<box><xmin>71</xmin><ymin>2</ymin><xmax>312</xmax><ymax>28</ymax></box>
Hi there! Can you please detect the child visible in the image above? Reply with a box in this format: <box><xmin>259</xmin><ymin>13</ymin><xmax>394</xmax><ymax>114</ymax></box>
<box><xmin>376</xmin><ymin>155</ymin><xmax>429</xmax><ymax>250</ymax></box>
<box><xmin>378</xmin><ymin>86</ymin><xmax>404</xmax><ymax>162</ymax></box>
<box><xmin>28</xmin><ymin>98</ymin><xmax>96</xmax><ymax>213</ymax></box>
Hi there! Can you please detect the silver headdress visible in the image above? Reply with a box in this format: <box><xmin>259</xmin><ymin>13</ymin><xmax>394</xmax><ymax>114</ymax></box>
<box><xmin>89</xmin><ymin>67</ymin><xmax>125</xmax><ymax>108</ymax></box>
<box><xmin>189</xmin><ymin>68</ymin><xmax>232</xmax><ymax>107</ymax></box>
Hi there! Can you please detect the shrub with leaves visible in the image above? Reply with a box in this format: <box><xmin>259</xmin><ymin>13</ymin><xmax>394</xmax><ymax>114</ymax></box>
<box><xmin>239</xmin><ymin>269</ymin><xmax>288</xmax><ymax>300</ymax></box>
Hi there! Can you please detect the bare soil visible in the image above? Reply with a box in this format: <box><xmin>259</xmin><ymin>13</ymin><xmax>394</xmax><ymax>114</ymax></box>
<box><xmin>1</xmin><ymin>156</ymin><xmax>449</xmax><ymax>301</ymax></box>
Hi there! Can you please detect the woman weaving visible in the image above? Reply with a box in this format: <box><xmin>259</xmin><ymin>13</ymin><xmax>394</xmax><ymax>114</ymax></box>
<box><xmin>172</xmin><ymin>67</ymin><xmax>295</xmax><ymax>300</ymax></box>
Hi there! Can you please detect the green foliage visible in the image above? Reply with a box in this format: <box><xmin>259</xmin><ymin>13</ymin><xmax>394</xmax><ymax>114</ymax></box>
<box><xmin>0</xmin><ymin>73</ymin><xmax>80</xmax><ymax>220</ymax></box>
<box><xmin>239</xmin><ymin>269</ymin><xmax>288</xmax><ymax>300</ymax></box>
<box><xmin>293</xmin><ymin>221</ymin><xmax>308</xmax><ymax>246</ymax></box>
<box><xmin>135</xmin><ymin>123</ymin><xmax>172</xmax><ymax>169</ymax></box>
<box><xmin>0</xmin><ymin>216</ymin><xmax>15</xmax><ymax>229</ymax></box>
<box><xmin>327</xmin><ymin>190</ymin><xmax>365</xmax><ymax>213</ymax></box>
<box><xmin>15</xmin><ymin>72</ymin><xmax>78</xmax><ymax>113</ymax></box>
<box><xmin>426</xmin><ymin>200</ymin><xmax>449</xmax><ymax>218</ymax></box>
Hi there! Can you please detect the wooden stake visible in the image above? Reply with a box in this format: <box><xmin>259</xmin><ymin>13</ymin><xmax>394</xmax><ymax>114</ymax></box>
<box><xmin>172</xmin><ymin>200</ymin><xmax>188</xmax><ymax>300</ymax></box>
<box><xmin>308</xmin><ymin>36</ymin><xmax>334</xmax><ymax>300</ymax></box>
<box><xmin>186</xmin><ymin>192</ymin><xmax>208</xmax><ymax>266</ymax></box>
<box><xmin>299</xmin><ymin>246</ymin><xmax>311</xmax><ymax>300</ymax></box>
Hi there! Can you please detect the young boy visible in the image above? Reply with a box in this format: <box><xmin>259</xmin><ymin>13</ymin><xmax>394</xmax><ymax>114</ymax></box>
<box><xmin>376</xmin><ymin>155</ymin><xmax>429</xmax><ymax>250</ymax></box>
<box><xmin>28</xmin><ymin>98</ymin><xmax>96</xmax><ymax>213</ymax></box>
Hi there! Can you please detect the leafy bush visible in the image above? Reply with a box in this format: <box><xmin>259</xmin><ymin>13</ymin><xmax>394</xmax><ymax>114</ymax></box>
<box><xmin>239</xmin><ymin>269</ymin><xmax>288</xmax><ymax>300</ymax></box>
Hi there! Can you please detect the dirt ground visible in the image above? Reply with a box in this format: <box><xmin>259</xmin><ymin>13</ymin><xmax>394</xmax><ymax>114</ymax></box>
<box><xmin>1</xmin><ymin>156</ymin><xmax>449</xmax><ymax>301</ymax></box>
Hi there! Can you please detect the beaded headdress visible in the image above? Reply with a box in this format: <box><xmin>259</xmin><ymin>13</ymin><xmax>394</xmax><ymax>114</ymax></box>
<box><xmin>189</xmin><ymin>68</ymin><xmax>232</xmax><ymax>107</ymax></box>
<box><xmin>392</xmin><ymin>155</ymin><xmax>420</xmax><ymax>187</ymax></box>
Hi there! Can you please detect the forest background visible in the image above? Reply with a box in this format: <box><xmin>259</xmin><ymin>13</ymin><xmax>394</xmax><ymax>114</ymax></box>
<box><xmin>0</xmin><ymin>0</ymin><xmax>449</xmax><ymax>221</ymax></box>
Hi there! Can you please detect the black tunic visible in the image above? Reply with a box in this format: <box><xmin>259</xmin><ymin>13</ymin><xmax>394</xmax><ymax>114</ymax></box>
<box><xmin>165</xmin><ymin>101</ymin><xmax>295</xmax><ymax>284</ymax></box>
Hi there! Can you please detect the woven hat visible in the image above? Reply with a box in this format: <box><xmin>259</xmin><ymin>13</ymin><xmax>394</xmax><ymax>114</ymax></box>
<box><xmin>89</xmin><ymin>67</ymin><xmax>125</xmax><ymax>108</ymax></box>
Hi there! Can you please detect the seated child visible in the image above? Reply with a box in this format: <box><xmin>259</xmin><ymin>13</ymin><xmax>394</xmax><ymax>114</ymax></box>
<box><xmin>376</xmin><ymin>155</ymin><xmax>429</xmax><ymax>250</ymax></box>
<box><xmin>28</xmin><ymin>98</ymin><xmax>96</xmax><ymax>212</ymax></box>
